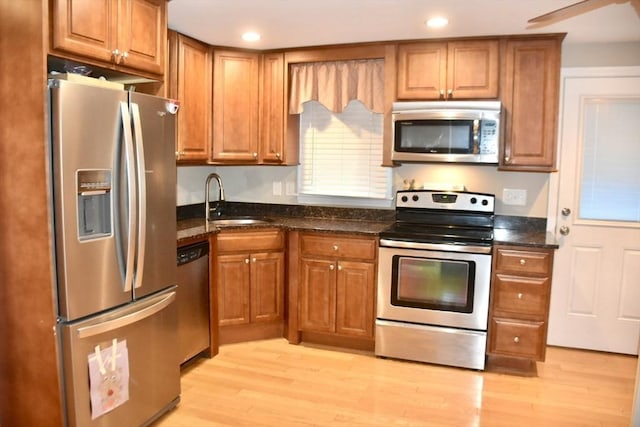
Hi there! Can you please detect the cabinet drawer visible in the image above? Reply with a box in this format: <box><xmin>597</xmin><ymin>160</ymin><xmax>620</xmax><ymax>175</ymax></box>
<box><xmin>217</xmin><ymin>229</ymin><xmax>284</xmax><ymax>252</ymax></box>
<box><xmin>300</xmin><ymin>234</ymin><xmax>376</xmax><ymax>260</ymax></box>
<box><xmin>493</xmin><ymin>274</ymin><xmax>549</xmax><ymax>318</ymax></box>
<box><xmin>494</xmin><ymin>247</ymin><xmax>552</xmax><ymax>275</ymax></box>
<box><xmin>490</xmin><ymin>318</ymin><xmax>545</xmax><ymax>360</ymax></box>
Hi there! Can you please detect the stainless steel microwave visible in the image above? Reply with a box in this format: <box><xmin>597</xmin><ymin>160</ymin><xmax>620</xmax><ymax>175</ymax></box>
<box><xmin>391</xmin><ymin>101</ymin><xmax>501</xmax><ymax>164</ymax></box>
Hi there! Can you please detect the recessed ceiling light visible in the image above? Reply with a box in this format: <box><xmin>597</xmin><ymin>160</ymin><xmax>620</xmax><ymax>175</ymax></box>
<box><xmin>242</xmin><ymin>31</ymin><xmax>261</xmax><ymax>42</ymax></box>
<box><xmin>426</xmin><ymin>16</ymin><xmax>448</xmax><ymax>28</ymax></box>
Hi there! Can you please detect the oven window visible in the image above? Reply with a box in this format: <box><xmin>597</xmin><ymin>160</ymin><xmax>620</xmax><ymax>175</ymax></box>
<box><xmin>391</xmin><ymin>256</ymin><xmax>475</xmax><ymax>313</ymax></box>
<box><xmin>395</xmin><ymin>120</ymin><xmax>474</xmax><ymax>153</ymax></box>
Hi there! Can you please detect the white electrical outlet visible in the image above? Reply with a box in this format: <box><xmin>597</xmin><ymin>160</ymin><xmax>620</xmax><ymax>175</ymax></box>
<box><xmin>503</xmin><ymin>188</ymin><xmax>527</xmax><ymax>206</ymax></box>
<box><xmin>272</xmin><ymin>181</ymin><xmax>282</xmax><ymax>196</ymax></box>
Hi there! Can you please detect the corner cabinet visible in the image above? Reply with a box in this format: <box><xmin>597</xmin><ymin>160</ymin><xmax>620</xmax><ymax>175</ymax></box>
<box><xmin>500</xmin><ymin>36</ymin><xmax>563</xmax><ymax>171</ymax></box>
<box><xmin>396</xmin><ymin>39</ymin><xmax>499</xmax><ymax>100</ymax></box>
<box><xmin>211</xmin><ymin>50</ymin><xmax>260</xmax><ymax>163</ymax></box>
<box><xmin>51</xmin><ymin>0</ymin><xmax>166</xmax><ymax>76</ymax></box>
<box><xmin>215</xmin><ymin>229</ymin><xmax>285</xmax><ymax>344</ymax></box>
<box><xmin>288</xmin><ymin>232</ymin><xmax>377</xmax><ymax>350</ymax></box>
<box><xmin>488</xmin><ymin>245</ymin><xmax>554</xmax><ymax>369</ymax></box>
<box><xmin>168</xmin><ymin>32</ymin><xmax>212</xmax><ymax>163</ymax></box>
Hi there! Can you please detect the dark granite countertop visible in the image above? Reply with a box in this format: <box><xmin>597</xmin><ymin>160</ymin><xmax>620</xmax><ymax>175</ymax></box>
<box><xmin>177</xmin><ymin>202</ymin><xmax>558</xmax><ymax>249</ymax></box>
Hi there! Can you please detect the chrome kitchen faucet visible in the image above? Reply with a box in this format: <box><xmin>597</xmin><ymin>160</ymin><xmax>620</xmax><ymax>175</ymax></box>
<box><xmin>205</xmin><ymin>173</ymin><xmax>225</xmax><ymax>221</ymax></box>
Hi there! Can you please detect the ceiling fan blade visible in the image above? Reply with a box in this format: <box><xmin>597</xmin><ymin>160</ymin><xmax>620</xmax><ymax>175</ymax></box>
<box><xmin>528</xmin><ymin>0</ymin><xmax>617</xmax><ymax>24</ymax></box>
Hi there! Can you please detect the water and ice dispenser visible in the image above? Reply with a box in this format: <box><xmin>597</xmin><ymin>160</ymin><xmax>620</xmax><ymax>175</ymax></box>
<box><xmin>76</xmin><ymin>169</ymin><xmax>112</xmax><ymax>241</ymax></box>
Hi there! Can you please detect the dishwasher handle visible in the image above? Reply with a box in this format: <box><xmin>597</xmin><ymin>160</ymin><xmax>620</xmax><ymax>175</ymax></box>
<box><xmin>177</xmin><ymin>241</ymin><xmax>209</xmax><ymax>266</ymax></box>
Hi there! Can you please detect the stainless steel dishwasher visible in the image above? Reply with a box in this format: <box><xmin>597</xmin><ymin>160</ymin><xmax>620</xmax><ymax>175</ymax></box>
<box><xmin>176</xmin><ymin>241</ymin><xmax>210</xmax><ymax>365</ymax></box>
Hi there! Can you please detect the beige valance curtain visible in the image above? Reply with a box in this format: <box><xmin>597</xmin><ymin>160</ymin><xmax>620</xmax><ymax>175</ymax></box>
<box><xmin>289</xmin><ymin>59</ymin><xmax>385</xmax><ymax>114</ymax></box>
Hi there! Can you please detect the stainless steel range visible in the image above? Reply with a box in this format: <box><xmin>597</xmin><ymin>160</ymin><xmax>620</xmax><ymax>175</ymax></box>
<box><xmin>375</xmin><ymin>189</ymin><xmax>495</xmax><ymax>370</ymax></box>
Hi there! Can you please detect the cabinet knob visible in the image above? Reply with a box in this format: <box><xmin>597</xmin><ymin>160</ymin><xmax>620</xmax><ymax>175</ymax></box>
<box><xmin>276</xmin><ymin>152</ymin><xmax>281</xmax><ymax>159</ymax></box>
<box><xmin>252</xmin><ymin>257</ymin><xmax>256</xmax><ymax>263</ymax></box>
<box><xmin>517</xmin><ymin>292</ymin><xmax>523</xmax><ymax>299</ymax></box>
<box><xmin>513</xmin><ymin>336</ymin><xmax>520</xmax><ymax>343</ymax></box>
<box><xmin>519</xmin><ymin>259</ymin><xmax>526</xmax><ymax>265</ymax></box>
<box><xmin>329</xmin><ymin>264</ymin><xmax>335</xmax><ymax>270</ymax></box>
<box><xmin>245</xmin><ymin>258</ymin><xmax>250</xmax><ymax>264</ymax></box>
<box><xmin>253</xmin><ymin>152</ymin><xmax>258</xmax><ymax>158</ymax></box>
<box><xmin>333</xmin><ymin>245</ymin><xmax>338</xmax><ymax>251</ymax></box>
<box><xmin>439</xmin><ymin>89</ymin><xmax>445</xmax><ymax>99</ymax></box>
<box><xmin>504</xmin><ymin>156</ymin><xmax>510</xmax><ymax>163</ymax></box>
<box><xmin>112</xmin><ymin>49</ymin><xmax>120</xmax><ymax>57</ymax></box>
<box><xmin>559</xmin><ymin>225</ymin><xmax>570</xmax><ymax>236</ymax></box>
<box><xmin>561</xmin><ymin>207</ymin><xmax>572</xmax><ymax>216</ymax></box>
<box><xmin>338</xmin><ymin>264</ymin><xmax>343</xmax><ymax>271</ymax></box>
<box><xmin>121</xmin><ymin>51</ymin><xmax>129</xmax><ymax>59</ymax></box>
<box><xmin>447</xmin><ymin>89</ymin><xmax>453</xmax><ymax>98</ymax></box>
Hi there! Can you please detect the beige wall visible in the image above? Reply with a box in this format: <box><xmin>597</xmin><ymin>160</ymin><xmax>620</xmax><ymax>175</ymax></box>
<box><xmin>177</xmin><ymin>41</ymin><xmax>640</xmax><ymax>218</ymax></box>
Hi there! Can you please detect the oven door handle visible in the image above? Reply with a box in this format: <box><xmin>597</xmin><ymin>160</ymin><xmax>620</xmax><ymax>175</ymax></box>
<box><xmin>379</xmin><ymin>239</ymin><xmax>492</xmax><ymax>254</ymax></box>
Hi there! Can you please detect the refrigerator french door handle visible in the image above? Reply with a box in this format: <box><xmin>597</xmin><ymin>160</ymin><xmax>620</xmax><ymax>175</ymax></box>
<box><xmin>76</xmin><ymin>291</ymin><xmax>176</xmax><ymax>339</ymax></box>
<box><xmin>130</xmin><ymin>103</ymin><xmax>147</xmax><ymax>289</ymax></box>
<box><xmin>120</xmin><ymin>102</ymin><xmax>137</xmax><ymax>293</ymax></box>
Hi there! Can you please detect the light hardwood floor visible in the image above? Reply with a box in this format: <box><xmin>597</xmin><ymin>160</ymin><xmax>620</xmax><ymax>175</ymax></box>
<box><xmin>154</xmin><ymin>339</ymin><xmax>637</xmax><ymax>427</ymax></box>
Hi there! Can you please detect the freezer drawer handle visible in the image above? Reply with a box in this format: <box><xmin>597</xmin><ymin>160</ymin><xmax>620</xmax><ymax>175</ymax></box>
<box><xmin>76</xmin><ymin>292</ymin><xmax>176</xmax><ymax>339</ymax></box>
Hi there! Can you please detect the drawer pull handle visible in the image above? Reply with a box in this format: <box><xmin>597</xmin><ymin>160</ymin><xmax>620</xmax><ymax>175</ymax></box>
<box><xmin>513</xmin><ymin>336</ymin><xmax>520</xmax><ymax>343</ymax></box>
<box><xmin>519</xmin><ymin>259</ymin><xmax>526</xmax><ymax>265</ymax></box>
<box><xmin>517</xmin><ymin>293</ymin><xmax>523</xmax><ymax>299</ymax></box>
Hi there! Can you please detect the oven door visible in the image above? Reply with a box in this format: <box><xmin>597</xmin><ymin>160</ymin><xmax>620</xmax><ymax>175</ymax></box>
<box><xmin>377</xmin><ymin>245</ymin><xmax>491</xmax><ymax>331</ymax></box>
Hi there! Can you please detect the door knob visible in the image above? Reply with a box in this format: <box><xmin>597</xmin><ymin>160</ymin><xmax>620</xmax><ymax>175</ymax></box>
<box><xmin>559</xmin><ymin>225</ymin><xmax>570</xmax><ymax>236</ymax></box>
<box><xmin>561</xmin><ymin>208</ymin><xmax>571</xmax><ymax>216</ymax></box>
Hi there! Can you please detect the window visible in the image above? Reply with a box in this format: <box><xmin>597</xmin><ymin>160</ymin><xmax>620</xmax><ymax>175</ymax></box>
<box><xmin>297</xmin><ymin>100</ymin><xmax>392</xmax><ymax>207</ymax></box>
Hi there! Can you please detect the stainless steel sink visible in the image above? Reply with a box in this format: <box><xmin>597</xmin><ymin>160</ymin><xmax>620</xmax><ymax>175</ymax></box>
<box><xmin>208</xmin><ymin>216</ymin><xmax>273</xmax><ymax>227</ymax></box>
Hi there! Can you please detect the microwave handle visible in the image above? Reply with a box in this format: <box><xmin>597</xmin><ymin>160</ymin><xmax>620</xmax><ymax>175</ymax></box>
<box><xmin>472</xmin><ymin>120</ymin><xmax>479</xmax><ymax>154</ymax></box>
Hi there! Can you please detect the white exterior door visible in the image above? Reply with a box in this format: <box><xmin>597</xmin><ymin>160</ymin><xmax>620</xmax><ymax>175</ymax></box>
<box><xmin>547</xmin><ymin>67</ymin><xmax>640</xmax><ymax>355</ymax></box>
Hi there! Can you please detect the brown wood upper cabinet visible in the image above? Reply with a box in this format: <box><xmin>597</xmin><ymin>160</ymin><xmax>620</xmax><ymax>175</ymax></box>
<box><xmin>211</xmin><ymin>50</ymin><xmax>260</xmax><ymax>163</ymax></box>
<box><xmin>51</xmin><ymin>0</ymin><xmax>166</xmax><ymax>76</ymax></box>
<box><xmin>396</xmin><ymin>39</ymin><xmax>499</xmax><ymax>100</ymax></box>
<box><xmin>168</xmin><ymin>32</ymin><xmax>212</xmax><ymax>163</ymax></box>
<box><xmin>500</xmin><ymin>36</ymin><xmax>563</xmax><ymax>171</ymax></box>
<box><xmin>259</xmin><ymin>53</ymin><xmax>287</xmax><ymax>164</ymax></box>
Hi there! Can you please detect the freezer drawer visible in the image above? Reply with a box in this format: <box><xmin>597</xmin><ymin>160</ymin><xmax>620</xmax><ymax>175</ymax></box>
<box><xmin>59</xmin><ymin>288</ymin><xmax>180</xmax><ymax>427</ymax></box>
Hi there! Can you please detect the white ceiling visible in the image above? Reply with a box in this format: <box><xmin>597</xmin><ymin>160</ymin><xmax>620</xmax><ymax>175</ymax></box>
<box><xmin>167</xmin><ymin>0</ymin><xmax>640</xmax><ymax>50</ymax></box>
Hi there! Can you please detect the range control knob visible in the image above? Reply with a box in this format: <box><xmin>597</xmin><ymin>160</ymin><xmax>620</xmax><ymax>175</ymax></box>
<box><xmin>482</xmin><ymin>199</ymin><xmax>489</xmax><ymax>206</ymax></box>
<box><xmin>470</xmin><ymin>197</ymin><xmax>477</xmax><ymax>204</ymax></box>
<box><xmin>412</xmin><ymin>195</ymin><xmax>419</xmax><ymax>202</ymax></box>
<box><xmin>401</xmin><ymin>195</ymin><xmax>408</xmax><ymax>203</ymax></box>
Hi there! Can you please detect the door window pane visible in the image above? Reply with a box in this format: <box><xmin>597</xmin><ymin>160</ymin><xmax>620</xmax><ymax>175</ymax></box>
<box><xmin>579</xmin><ymin>98</ymin><xmax>640</xmax><ymax>222</ymax></box>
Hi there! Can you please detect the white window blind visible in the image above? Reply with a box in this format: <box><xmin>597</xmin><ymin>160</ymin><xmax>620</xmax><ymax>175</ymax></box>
<box><xmin>298</xmin><ymin>100</ymin><xmax>391</xmax><ymax>206</ymax></box>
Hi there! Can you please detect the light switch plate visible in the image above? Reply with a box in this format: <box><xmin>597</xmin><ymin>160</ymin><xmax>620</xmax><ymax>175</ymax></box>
<box><xmin>503</xmin><ymin>188</ymin><xmax>527</xmax><ymax>206</ymax></box>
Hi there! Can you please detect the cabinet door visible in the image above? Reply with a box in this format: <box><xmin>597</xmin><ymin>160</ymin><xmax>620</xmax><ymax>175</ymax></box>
<box><xmin>170</xmin><ymin>33</ymin><xmax>212</xmax><ymax>162</ymax></box>
<box><xmin>250</xmin><ymin>252</ymin><xmax>284</xmax><ymax>323</ymax></box>
<box><xmin>51</xmin><ymin>0</ymin><xmax>118</xmax><ymax>63</ymax></box>
<box><xmin>397</xmin><ymin>42</ymin><xmax>447</xmax><ymax>99</ymax></box>
<box><xmin>212</xmin><ymin>50</ymin><xmax>260</xmax><ymax>162</ymax></box>
<box><xmin>500</xmin><ymin>37</ymin><xmax>561</xmax><ymax>171</ymax></box>
<box><xmin>447</xmin><ymin>40</ymin><xmax>499</xmax><ymax>99</ymax></box>
<box><xmin>259</xmin><ymin>53</ymin><xmax>285</xmax><ymax>163</ymax></box>
<box><xmin>217</xmin><ymin>253</ymin><xmax>250</xmax><ymax>326</ymax></box>
<box><xmin>117</xmin><ymin>0</ymin><xmax>166</xmax><ymax>75</ymax></box>
<box><xmin>335</xmin><ymin>260</ymin><xmax>375</xmax><ymax>338</ymax></box>
<box><xmin>298</xmin><ymin>259</ymin><xmax>336</xmax><ymax>333</ymax></box>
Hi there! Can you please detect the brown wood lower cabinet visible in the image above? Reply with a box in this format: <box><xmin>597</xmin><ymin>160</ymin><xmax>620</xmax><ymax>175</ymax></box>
<box><xmin>215</xmin><ymin>229</ymin><xmax>285</xmax><ymax>344</ymax></box>
<box><xmin>488</xmin><ymin>245</ymin><xmax>554</xmax><ymax>373</ymax></box>
<box><xmin>289</xmin><ymin>232</ymin><xmax>377</xmax><ymax>350</ymax></box>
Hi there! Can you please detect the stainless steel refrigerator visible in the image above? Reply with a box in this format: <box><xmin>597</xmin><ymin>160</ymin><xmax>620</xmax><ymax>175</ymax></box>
<box><xmin>49</xmin><ymin>79</ymin><xmax>180</xmax><ymax>426</ymax></box>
